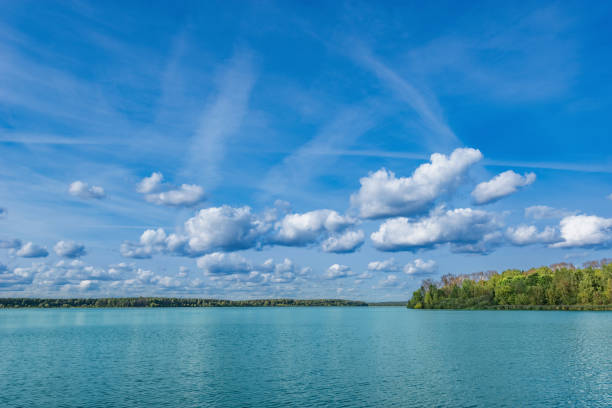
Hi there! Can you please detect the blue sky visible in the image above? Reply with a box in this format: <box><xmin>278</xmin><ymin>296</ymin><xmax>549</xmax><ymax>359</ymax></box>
<box><xmin>1</xmin><ymin>1</ymin><xmax>612</xmax><ymax>300</ymax></box>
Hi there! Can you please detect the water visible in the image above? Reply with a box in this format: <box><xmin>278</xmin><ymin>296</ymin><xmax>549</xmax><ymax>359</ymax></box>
<box><xmin>0</xmin><ymin>308</ymin><xmax>610</xmax><ymax>407</ymax></box>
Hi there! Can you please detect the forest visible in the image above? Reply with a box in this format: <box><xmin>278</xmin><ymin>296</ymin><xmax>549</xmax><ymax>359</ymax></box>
<box><xmin>408</xmin><ymin>260</ymin><xmax>612</xmax><ymax>310</ymax></box>
<box><xmin>0</xmin><ymin>297</ymin><xmax>368</xmax><ymax>308</ymax></box>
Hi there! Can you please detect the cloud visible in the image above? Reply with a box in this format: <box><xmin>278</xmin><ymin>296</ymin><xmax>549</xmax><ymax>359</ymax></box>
<box><xmin>184</xmin><ymin>206</ymin><xmax>268</xmax><ymax>254</ymax></box>
<box><xmin>274</xmin><ymin>209</ymin><xmax>356</xmax><ymax>245</ymax></box>
<box><xmin>371</xmin><ymin>207</ymin><xmax>500</xmax><ymax>252</ymax></box>
<box><xmin>197</xmin><ymin>253</ymin><xmax>306</xmax><ymax>286</ymax></box>
<box><xmin>351</xmin><ymin>147</ymin><xmax>482</xmax><ymax>219</ymax></box>
<box><xmin>550</xmin><ymin>214</ymin><xmax>612</xmax><ymax>248</ymax></box>
<box><xmin>472</xmin><ymin>170</ymin><xmax>535</xmax><ymax>204</ymax></box>
<box><xmin>137</xmin><ymin>172</ymin><xmax>205</xmax><ymax>207</ymax></box>
<box><xmin>321</xmin><ymin>230</ymin><xmax>365</xmax><ymax>253</ymax></box>
<box><xmin>403</xmin><ymin>259</ymin><xmax>437</xmax><ymax>275</ymax></box>
<box><xmin>145</xmin><ymin>184</ymin><xmax>205</xmax><ymax>207</ymax></box>
<box><xmin>197</xmin><ymin>252</ymin><xmax>252</xmax><ymax>275</ymax></box>
<box><xmin>68</xmin><ymin>181</ymin><xmax>105</xmax><ymax>199</ymax></box>
<box><xmin>78</xmin><ymin>280</ymin><xmax>99</xmax><ymax>291</ymax></box>
<box><xmin>324</xmin><ymin>264</ymin><xmax>354</xmax><ymax>279</ymax></box>
<box><xmin>367</xmin><ymin>258</ymin><xmax>399</xmax><ymax>272</ymax></box>
<box><xmin>608</xmin><ymin>193</ymin><xmax>612</xmax><ymax>201</ymax></box>
<box><xmin>137</xmin><ymin>172</ymin><xmax>163</xmax><ymax>193</ymax></box>
<box><xmin>505</xmin><ymin>225</ymin><xmax>559</xmax><ymax>246</ymax></box>
<box><xmin>378</xmin><ymin>274</ymin><xmax>400</xmax><ymax>288</ymax></box>
<box><xmin>53</xmin><ymin>240</ymin><xmax>87</xmax><ymax>258</ymax></box>
<box><xmin>120</xmin><ymin>228</ymin><xmax>168</xmax><ymax>259</ymax></box>
<box><xmin>121</xmin><ymin>206</ymin><xmax>270</xmax><ymax>259</ymax></box>
<box><xmin>15</xmin><ymin>242</ymin><xmax>49</xmax><ymax>258</ymax></box>
<box><xmin>525</xmin><ymin>205</ymin><xmax>572</xmax><ymax>219</ymax></box>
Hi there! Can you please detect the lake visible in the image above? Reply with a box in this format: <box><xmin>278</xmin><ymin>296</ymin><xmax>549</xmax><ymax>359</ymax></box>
<box><xmin>1</xmin><ymin>307</ymin><xmax>611</xmax><ymax>407</ymax></box>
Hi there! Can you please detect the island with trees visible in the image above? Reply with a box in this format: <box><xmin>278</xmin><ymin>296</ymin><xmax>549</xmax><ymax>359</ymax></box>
<box><xmin>408</xmin><ymin>260</ymin><xmax>612</xmax><ymax>310</ymax></box>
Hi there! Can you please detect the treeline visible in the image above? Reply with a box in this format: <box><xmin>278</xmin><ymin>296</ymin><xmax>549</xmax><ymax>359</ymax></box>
<box><xmin>408</xmin><ymin>260</ymin><xmax>612</xmax><ymax>310</ymax></box>
<box><xmin>0</xmin><ymin>297</ymin><xmax>368</xmax><ymax>308</ymax></box>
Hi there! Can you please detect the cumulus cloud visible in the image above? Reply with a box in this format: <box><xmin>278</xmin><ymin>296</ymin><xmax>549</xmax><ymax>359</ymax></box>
<box><xmin>197</xmin><ymin>253</ymin><xmax>307</xmax><ymax>287</ymax></box>
<box><xmin>120</xmin><ymin>228</ymin><xmax>168</xmax><ymax>259</ymax></box>
<box><xmin>54</xmin><ymin>241</ymin><xmax>87</xmax><ymax>258</ymax></box>
<box><xmin>367</xmin><ymin>258</ymin><xmax>399</xmax><ymax>272</ymax></box>
<box><xmin>137</xmin><ymin>172</ymin><xmax>205</xmax><ymax>207</ymax></box>
<box><xmin>403</xmin><ymin>259</ymin><xmax>437</xmax><ymax>275</ymax></box>
<box><xmin>350</xmin><ymin>147</ymin><xmax>482</xmax><ymax>219</ymax></box>
<box><xmin>505</xmin><ymin>225</ymin><xmax>559</xmax><ymax>246</ymax></box>
<box><xmin>16</xmin><ymin>242</ymin><xmax>49</xmax><ymax>258</ymax></box>
<box><xmin>184</xmin><ymin>206</ymin><xmax>268</xmax><ymax>254</ymax></box>
<box><xmin>69</xmin><ymin>181</ymin><xmax>105</xmax><ymax>199</ymax></box>
<box><xmin>378</xmin><ymin>274</ymin><xmax>400</xmax><ymax>287</ymax></box>
<box><xmin>137</xmin><ymin>172</ymin><xmax>163</xmax><ymax>194</ymax></box>
<box><xmin>550</xmin><ymin>214</ymin><xmax>612</xmax><ymax>248</ymax></box>
<box><xmin>324</xmin><ymin>264</ymin><xmax>355</xmax><ymax>279</ymax></box>
<box><xmin>321</xmin><ymin>230</ymin><xmax>365</xmax><ymax>253</ymax></box>
<box><xmin>145</xmin><ymin>184</ymin><xmax>205</xmax><ymax>207</ymax></box>
<box><xmin>197</xmin><ymin>252</ymin><xmax>253</xmax><ymax>275</ymax></box>
<box><xmin>525</xmin><ymin>205</ymin><xmax>572</xmax><ymax>220</ymax></box>
<box><xmin>274</xmin><ymin>209</ymin><xmax>356</xmax><ymax>245</ymax></box>
<box><xmin>472</xmin><ymin>170</ymin><xmax>535</xmax><ymax>205</ymax></box>
<box><xmin>371</xmin><ymin>207</ymin><xmax>500</xmax><ymax>252</ymax></box>
<box><xmin>121</xmin><ymin>206</ymin><xmax>270</xmax><ymax>259</ymax></box>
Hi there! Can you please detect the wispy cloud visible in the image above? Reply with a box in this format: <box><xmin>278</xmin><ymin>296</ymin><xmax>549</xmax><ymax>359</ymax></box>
<box><xmin>185</xmin><ymin>51</ymin><xmax>256</xmax><ymax>187</ymax></box>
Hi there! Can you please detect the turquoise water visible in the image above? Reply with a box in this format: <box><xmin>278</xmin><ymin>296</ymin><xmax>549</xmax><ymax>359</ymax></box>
<box><xmin>1</xmin><ymin>308</ymin><xmax>611</xmax><ymax>407</ymax></box>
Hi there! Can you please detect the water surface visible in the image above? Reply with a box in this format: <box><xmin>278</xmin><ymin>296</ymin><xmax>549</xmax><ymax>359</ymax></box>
<box><xmin>1</xmin><ymin>308</ymin><xmax>610</xmax><ymax>407</ymax></box>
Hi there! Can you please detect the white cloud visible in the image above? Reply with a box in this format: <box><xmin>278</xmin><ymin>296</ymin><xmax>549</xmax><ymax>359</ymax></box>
<box><xmin>321</xmin><ymin>230</ymin><xmax>365</xmax><ymax>253</ymax></box>
<box><xmin>78</xmin><ymin>280</ymin><xmax>99</xmax><ymax>291</ymax></box>
<box><xmin>378</xmin><ymin>274</ymin><xmax>400</xmax><ymax>287</ymax></box>
<box><xmin>120</xmin><ymin>228</ymin><xmax>168</xmax><ymax>259</ymax></box>
<box><xmin>350</xmin><ymin>147</ymin><xmax>482</xmax><ymax>219</ymax></box>
<box><xmin>403</xmin><ymin>259</ymin><xmax>437</xmax><ymax>275</ymax></box>
<box><xmin>137</xmin><ymin>172</ymin><xmax>163</xmax><ymax>193</ymax></box>
<box><xmin>197</xmin><ymin>253</ymin><xmax>305</xmax><ymax>286</ymax></box>
<box><xmin>68</xmin><ymin>181</ymin><xmax>105</xmax><ymax>199</ymax></box>
<box><xmin>16</xmin><ymin>242</ymin><xmax>49</xmax><ymax>258</ymax></box>
<box><xmin>525</xmin><ymin>205</ymin><xmax>572</xmax><ymax>219</ymax></box>
<box><xmin>54</xmin><ymin>241</ymin><xmax>87</xmax><ymax>258</ymax></box>
<box><xmin>274</xmin><ymin>209</ymin><xmax>356</xmax><ymax>245</ymax></box>
<box><xmin>137</xmin><ymin>172</ymin><xmax>205</xmax><ymax>207</ymax></box>
<box><xmin>145</xmin><ymin>184</ymin><xmax>205</xmax><ymax>207</ymax></box>
<box><xmin>371</xmin><ymin>207</ymin><xmax>500</xmax><ymax>252</ymax></box>
<box><xmin>184</xmin><ymin>206</ymin><xmax>269</xmax><ymax>254</ymax></box>
<box><xmin>505</xmin><ymin>225</ymin><xmax>559</xmax><ymax>246</ymax></box>
<box><xmin>551</xmin><ymin>214</ymin><xmax>612</xmax><ymax>248</ymax></box>
<box><xmin>197</xmin><ymin>252</ymin><xmax>252</xmax><ymax>275</ymax></box>
<box><xmin>324</xmin><ymin>264</ymin><xmax>355</xmax><ymax>280</ymax></box>
<box><xmin>122</xmin><ymin>206</ymin><xmax>271</xmax><ymax>259</ymax></box>
<box><xmin>367</xmin><ymin>258</ymin><xmax>399</xmax><ymax>272</ymax></box>
<box><xmin>472</xmin><ymin>170</ymin><xmax>535</xmax><ymax>205</ymax></box>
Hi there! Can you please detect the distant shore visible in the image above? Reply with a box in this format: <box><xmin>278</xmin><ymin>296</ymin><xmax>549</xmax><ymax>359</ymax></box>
<box><xmin>0</xmin><ymin>298</ymin><xmax>408</xmax><ymax>308</ymax></box>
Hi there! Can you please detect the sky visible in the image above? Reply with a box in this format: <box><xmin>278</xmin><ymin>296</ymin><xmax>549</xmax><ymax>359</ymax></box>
<box><xmin>1</xmin><ymin>1</ymin><xmax>612</xmax><ymax>300</ymax></box>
